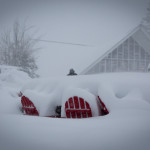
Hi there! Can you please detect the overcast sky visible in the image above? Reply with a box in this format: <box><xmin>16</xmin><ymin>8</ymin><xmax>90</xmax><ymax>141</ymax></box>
<box><xmin>0</xmin><ymin>0</ymin><xmax>150</xmax><ymax>77</ymax></box>
<box><xmin>0</xmin><ymin>0</ymin><xmax>149</xmax><ymax>44</ymax></box>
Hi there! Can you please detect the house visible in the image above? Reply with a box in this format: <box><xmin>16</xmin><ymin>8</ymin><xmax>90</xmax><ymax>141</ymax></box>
<box><xmin>81</xmin><ymin>25</ymin><xmax>150</xmax><ymax>75</ymax></box>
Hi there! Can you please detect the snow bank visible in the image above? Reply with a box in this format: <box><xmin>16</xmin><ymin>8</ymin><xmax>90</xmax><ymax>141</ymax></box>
<box><xmin>21</xmin><ymin>76</ymin><xmax>101</xmax><ymax>117</ymax></box>
<box><xmin>1</xmin><ymin>72</ymin><xmax>150</xmax><ymax>150</ymax></box>
<box><xmin>23</xmin><ymin>89</ymin><xmax>58</xmax><ymax>116</ymax></box>
<box><xmin>0</xmin><ymin>110</ymin><xmax>150</xmax><ymax>150</ymax></box>
<box><xmin>0</xmin><ymin>88</ymin><xmax>21</xmax><ymax>114</ymax></box>
<box><xmin>0</xmin><ymin>65</ymin><xmax>30</xmax><ymax>88</ymax></box>
<box><xmin>98</xmin><ymin>83</ymin><xmax>150</xmax><ymax>113</ymax></box>
<box><xmin>21</xmin><ymin>73</ymin><xmax>150</xmax><ymax>117</ymax></box>
<box><xmin>0</xmin><ymin>65</ymin><xmax>31</xmax><ymax>114</ymax></box>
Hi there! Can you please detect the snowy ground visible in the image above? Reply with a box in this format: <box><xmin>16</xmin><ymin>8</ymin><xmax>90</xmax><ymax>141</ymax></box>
<box><xmin>0</xmin><ymin>67</ymin><xmax>150</xmax><ymax>150</ymax></box>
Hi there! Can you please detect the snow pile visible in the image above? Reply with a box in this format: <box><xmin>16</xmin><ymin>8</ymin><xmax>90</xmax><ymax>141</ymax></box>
<box><xmin>21</xmin><ymin>76</ymin><xmax>101</xmax><ymax>117</ymax></box>
<box><xmin>0</xmin><ymin>72</ymin><xmax>150</xmax><ymax>150</ymax></box>
<box><xmin>98</xmin><ymin>83</ymin><xmax>150</xmax><ymax>113</ymax></box>
<box><xmin>21</xmin><ymin>73</ymin><xmax>150</xmax><ymax>117</ymax></box>
<box><xmin>23</xmin><ymin>89</ymin><xmax>58</xmax><ymax>116</ymax></box>
<box><xmin>0</xmin><ymin>65</ymin><xmax>30</xmax><ymax>87</ymax></box>
<box><xmin>0</xmin><ymin>65</ymin><xmax>31</xmax><ymax>114</ymax></box>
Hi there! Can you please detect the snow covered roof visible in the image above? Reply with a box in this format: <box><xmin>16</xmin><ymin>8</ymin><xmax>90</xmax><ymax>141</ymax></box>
<box><xmin>37</xmin><ymin>24</ymin><xmax>146</xmax><ymax>76</ymax></box>
<box><xmin>80</xmin><ymin>24</ymin><xmax>150</xmax><ymax>74</ymax></box>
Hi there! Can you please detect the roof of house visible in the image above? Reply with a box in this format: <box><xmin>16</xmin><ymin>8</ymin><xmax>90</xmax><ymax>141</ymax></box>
<box><xmin>37</xmin><ymin>23</ymin><xmax>148</xmax><ymax>77</ymax></box>
<box><xmin>80</xmin><ymin>24</ymin><xmax>150</xmax><ymax>75</ymax></box>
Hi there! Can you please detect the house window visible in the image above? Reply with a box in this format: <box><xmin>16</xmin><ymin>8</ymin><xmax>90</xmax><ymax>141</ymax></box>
<box><xmin>140</xmin><ymin>47</ymin><xmax>145</xmax><ymax>60</ymax></box>
<box><xmin>129</xmin><ymin>60</ymin><xmax>135</xmax><ymax>71</ymax></box>
<box><xmin>111</xmin><ymin>59</ymin><xmax>117</xmax><ymax>72</ymax></box>
<box><xmin>112</xmin><ymin>49</ymin><xmax>117</xmax><ymax>58</ymax></box>
<box><xmin>118</xmin><ymin>45</ymin><xmax>123</xmax><ymax>59</ymax></box>
<box><xmin>99</xmin><ymin>59</ymin><xmax>105</xmax><ymax>72</ymax></box>
<box><xmin>134</xmin><ymin>60</ymin><xmax>139</xmax><ymax>71</ymax></box>
<box><xmin>129</xmin><ymin>37</ymin><xmax>134</xmax><ymax>59</ymax></box>
<box><xmin>124</xmin><ymin>40</ymin><xmax>128</xmax><ymax>59</ymax></box>
<box><xmin>106</xmin><ymin>59</ymin><xmax>111</xmax><ymax>72</ymax></box>
<box><xmin>139</xmin><ymin>61</ymin><xmax>145</xmax><ymax>71</ymax></box>
<box><xmin>134</xmin><ymin>41</ymin><xmax>140</xmax><ymax>60</ymax></box>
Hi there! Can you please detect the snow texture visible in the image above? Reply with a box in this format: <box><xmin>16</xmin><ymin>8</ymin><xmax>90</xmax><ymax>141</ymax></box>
<box><xmin>0</xmin><ymin>65</ymin><xmax>30</xmax><ymax>114</ymax></box>
<box><xmin>0</xmin><ymin>67</ymin><xmax>150</xmax><ymax>150</ymax></box>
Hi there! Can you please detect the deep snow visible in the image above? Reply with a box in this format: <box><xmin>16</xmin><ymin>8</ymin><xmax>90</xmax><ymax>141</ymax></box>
<box><xmin>0</xmin><ymin>67</ymin><xmax>150</xmax><ymax>150</ymax></box>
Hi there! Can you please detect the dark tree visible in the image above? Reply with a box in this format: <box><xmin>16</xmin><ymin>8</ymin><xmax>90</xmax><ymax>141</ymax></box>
<box><xmin>67</xmin><ymin>68</ymin><xmax>77</xmax><ymax>76</ymax></box>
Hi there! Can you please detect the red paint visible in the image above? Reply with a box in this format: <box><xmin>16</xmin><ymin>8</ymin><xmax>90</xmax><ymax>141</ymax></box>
<box><xmin>65</xmin><ymin>96</ymin><xmax>92</xmax><ymax>118</ymax></box>
<box><xmin>21</xmin><ymin>96</ymin><xmax>39</xmax><ymax>116</ymax></box>
<box><xmin>97</xmin><ymin>96</ymin><xmax>109</xmax><ymax>114</ymax></box>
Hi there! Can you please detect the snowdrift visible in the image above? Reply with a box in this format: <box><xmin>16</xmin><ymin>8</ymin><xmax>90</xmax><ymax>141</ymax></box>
<box><xmin>0</xmin><ymin>65</ymin><xmax>31</xmax><ymax>114</ymax></box>
<box><xmin>1</xmin><ymin>70</ymin><xmax>150</xmax><ymax>150</ymax></box>
<box><xmin>20</xmin><ymin>73</ymin><xmax>150</xmax><ymax>118</ymax></box>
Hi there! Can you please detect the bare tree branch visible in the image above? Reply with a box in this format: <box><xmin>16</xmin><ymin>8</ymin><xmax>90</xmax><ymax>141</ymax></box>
<box><xmin>0</xmin><ymin>20</ymin><xmax>39</xmax><ymax>78</ymax></box>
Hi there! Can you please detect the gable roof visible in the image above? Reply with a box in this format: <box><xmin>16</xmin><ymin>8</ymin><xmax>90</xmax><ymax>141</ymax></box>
<box><xmin>80</xmin><ymin>25</ymin><xmax>150</xmax><ymax>75</ymax></box>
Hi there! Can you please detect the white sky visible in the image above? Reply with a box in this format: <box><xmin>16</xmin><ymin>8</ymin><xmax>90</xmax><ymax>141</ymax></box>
<box><xmin>0</xmin><ymin>0</ymin><xmax>150</xmax><ymax>77</ymax></box>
